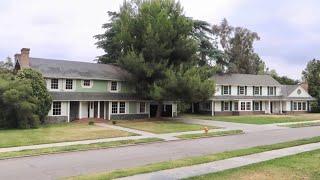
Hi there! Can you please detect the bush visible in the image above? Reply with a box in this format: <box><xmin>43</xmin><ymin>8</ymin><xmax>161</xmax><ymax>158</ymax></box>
<box><xmin>310</xmin><ymin>101</ymin><xmax>320</xmax><ymax>113</ymax></box>
<box><xmin>88</xmin><ymin>120</ymin><xmax>95</xmax><ymax>125</ymax></box>
<box><xmin>112</xmin><ymin>121</ymin><xmax>117</xmax><ymax>125</ymax></box>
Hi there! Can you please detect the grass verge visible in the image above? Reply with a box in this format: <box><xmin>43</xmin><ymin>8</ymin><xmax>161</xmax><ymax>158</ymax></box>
<box><xmin>176</xmin><ymin>130</ymin><xmax>243</xmax><ymax>140</ymax></box>
<box><xmin>284</xmin><ymin>122</ymin><xmax>320</xmax><ymax>128</ymax></box>
<box><xmin>186</xmin><ymin>149</ymin><xmax>320</xmax><ymax>180</ymax></box>
<box><xmin>68</xmin><ymin>136</ymin><xmax>320</xmax><ymax>180</ymax></box>
<box><xmin>0</xmin><ymin>138</ymin><xmax>162</xmax><ymax>160</ymax></box>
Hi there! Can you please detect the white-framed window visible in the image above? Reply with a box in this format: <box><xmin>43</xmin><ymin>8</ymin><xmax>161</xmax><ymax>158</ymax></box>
<box><xmin>268</xmin><ymin>87</ymin><xmax>276</xmax><ymax>96</ymax></box>
<box><xmin>293</xmin><ymin>102</ymin><xmax>297</xmax><ymax>110</ymax></box>
<box><xmin>65</xmin><ymin>79</ymin><xmax>73</xmax><ymax>90</ymax></box>
<box><xmin>254</xmin><ymin>101</ymin><xmax>260</xmax><ymax>111</ymax></box>
<box><xmin>246</xmin><ymin>102</ymin><xmax>251</xmax><ymax>111</ymax></box>
<box><xmin>224</xmin><ymin>101</ymin><xmax>229</xmax><ymax>111</ymax></box>
<box><xmin>52</xmin><ymin>102</ymin><xmax>61</xmax><ymax>116</ymax></box>
<box><xmin>111</xmin><ymin>81</ymin><xmax>118</xmax><ymax>91</ymax></box>
<box><xmin>234</xmin><ymin>102</ymin><xmax>238</xmax><ymax>111</ymax></box>
<box><xmin>298</xmin><ymin>102</ymin><xmax>302</xmax><ymax>110</ymax></box>
<box><xmin>83</xmin><ymin>80</ymin><xmax>91</xmax><ymax>87</ymax></box>
<box><xmin>139</xmin><ymin>102</ymin><xmax>146</xmax><ymax>113</ymax></box>
<box><xmin>254</xmin><ymin>87</ymin><xmax>260</xmax><ymax>95</ymax></box>
<box><xmin>223</xmin><ymin>86</ymin><xmax>229</xmax><ymax>95</ymax></box>
<box><xmin>119</xmin><ymin>102</ymin><xmax>126</xmax><ymax>114</ymax></box>
<box><xmin>111</xmin><ymin>102</ymin><xmax>118</xmax><ymax>114</ymax></box>
<box><xmin>241</xmin><ymin>102</ymin><xmax>246</xmax><ymax>110</ymax></box>
<box><xmin>51</xmin><ymin>79</ymin><xmax>59</xmax><ymax>89</ymax></box>
<box><xmin>239</xmin><ymin>86</ymin><xmax>245</xmax><ymax>95</ymax></box>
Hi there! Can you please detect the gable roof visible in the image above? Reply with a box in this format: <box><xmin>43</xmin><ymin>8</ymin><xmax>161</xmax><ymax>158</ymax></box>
<box><xmin>211</xmin><ymin>73</ymin><xmax>281</xmax><ymax>86</ymax></box>
<box><xmin>29</xmin><ymin>57</ymin><xmax>129</xmax><ymax>81</ymax></box>
<box><xmin>281</xmin><ymin>85</ymin><xmax>300</xmax><ymax>97</ymax></box>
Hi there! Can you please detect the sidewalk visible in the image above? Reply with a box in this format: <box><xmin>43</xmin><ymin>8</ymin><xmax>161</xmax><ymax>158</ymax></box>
<box><xmin>117</xmin><ymin>142</ymin><xmax>320</xmax><ymax>180</ymax></box>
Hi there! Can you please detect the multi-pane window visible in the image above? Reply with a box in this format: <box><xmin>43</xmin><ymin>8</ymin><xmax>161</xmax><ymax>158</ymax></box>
<box><xmin>224</xmin><ymin>102</ymin><xmax>229</xmax><ymax>111</ymax></box>
<box><xmin>293</xmin><ymin>101</ymin><xmax>307</xmax><ymax>111</ymax></box>
<box><xmin>223</xmin><ymin>86</ymin><xmax>229</xmax><ymax>95</ymax></box>
<box><xmin>239</xmin><ymin>86</ymin><xmax>245</xmax><ymax>95</ymax></box>
<box><xmin>268</xmin><ymin>87</ymin><xmax>276</xmax><ymax>95</ymax></box>
<box><xmin>234</xmin><ymin>102</ymin><xmax>238</xmax><ymax>111</ymax></box>
<box><xmin>51</xmin><ymin>79</ymin><xmax>58</xmax><ymax>89</ymax></box>
<box><xmin>241</xmin><ymin>102</ymin><xmax>246</xmax><ymax>110</ymax></box>
<box><xmin>254</xmin><ymin>87</ymin><xmax>260</xmax><ymax>95</ymax></box>
<box><xmin>83</xmin><ymin>80</ymin><xmax>91</xmax><ymax>87</ymax></box>
<box><xmin>52</xmin><ymin>102</ymin><xmax>61</xmax><ymax>115</ymax></box>
<box><xmin>111</xmin><ymin>81</ymin><xmax>118</xmax><ymax>91</ymax></box>
<box><xmin>293</xmin><ymin>102</ymin><xmax>297</xmax><ymax>110</ymax></box>
<box><xmin>298</xmin><ymin>102</ymin><xmax>302</xmax><ymax>110</ymax></box>
<box><xmin>254</xmin><ymin>101</ymin><xmax>260</xmax><ymax>111</ymax></box>
<box><xmin>65</xmin><ymin>79</ymin><xmax>73</xmax><ymax>90</ymax></box>
<box><xmin>139</xmin><ymin>102</ymin><xmax>146</xmax><ymax>113</ymax></box>
<box><xmin>246</xmin><ymin>102</ymin><xmax>251</xmax><ymax>111</ymax></box>
<box><xmin>119</xmin><ymin>102</ymin><xmax>126</xmax><ymax>114</ymax></box>
<box><xmin>111</xmin><ymin>102</ymin><xmax>118</xmax><ymax>114</ymax></box>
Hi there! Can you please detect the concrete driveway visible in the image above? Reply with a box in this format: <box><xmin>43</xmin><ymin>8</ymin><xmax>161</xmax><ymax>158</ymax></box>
<box><xmin>1</xmin><ymin>126</ymin><xmax>320</xmax><ymax>180</ymax></box>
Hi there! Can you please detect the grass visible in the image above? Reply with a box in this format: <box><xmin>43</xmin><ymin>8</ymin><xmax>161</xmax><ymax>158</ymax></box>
<box><xmin>0</xmin><ymin>138</ymin><xmax>162</xmax><ymax>160</ymax></box>
<box><xmin>187</xmin><ymin>149</ymin><xmax>320</xmax><ymax>180</ymax></box>
<box><xmin>68</xmin><ymin>136</ymin><xmax>320</xmax><ymax>180</ymax></box>
<box><xmin>284</xmin><ymin>122</ymin><xmax>320</xmax><ymax>128</ymax></box>
<box><xmin>183</xmin><ymin>113</ymin><xmax>320</xmax><ymax>124</ymax></box>
<box><xmin>112</xmin><ymin>119</ymin><xmax>218</xmax><ymax>134</ymax></box>
<box><xmin>176</xmin><ymin>130</ymin><xmax>243</xmax><ymax>140</ymax></box>
<box><xmin>0</xmin><ymin>123</ymin><xmax>135</xmax><ymax>148</ymax></box>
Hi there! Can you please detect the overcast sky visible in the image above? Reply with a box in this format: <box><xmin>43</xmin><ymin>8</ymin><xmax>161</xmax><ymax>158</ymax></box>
<box><xmin>0</xmin><ymin>0</ymin><xmax>319</xmax><ymax>79</ymax></box>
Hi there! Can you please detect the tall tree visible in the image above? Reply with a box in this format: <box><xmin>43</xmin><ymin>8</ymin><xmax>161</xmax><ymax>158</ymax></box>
<box><xmin>267</xmin><ymin>69</ymin><xmax>299</xmax><ymax>85</ymax></box>
<box><xmin>95</xmin><ymin>0</ymin><xmax>215</xmax><ymax>117</ymax></box>
<box><xmin>212</xmin><ymin>18</ymin><xmax>265</xmax><ymax>74</ymax></box>
<box><xmin>303</xmin><ymin>59</ymin><xmax>320</xmax><ymax>103</ymax></box>
<box><xmin>0</xmin><ymin>57</ymin><xmax>13</xmax><ymax>72</ymax></box>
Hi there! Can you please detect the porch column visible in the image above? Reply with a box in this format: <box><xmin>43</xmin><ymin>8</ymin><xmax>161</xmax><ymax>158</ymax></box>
<box><xmin>104</xmin><ymin>102</ymin><xmax>107</xmax><ymax>119</ymax></box>
<box><xmin>268</xmin><ymin>100</ymin><xmax>271</xmax><ymax>114</ymax></box>
<box><xmin>211</xmin><ymin>100</ymin><xmax>214</xmax><ymax>116</ymax></box>
<box><xmin>79</xmin><ymin>102</ymin><xmax>82</xmax><ymax>119</ymax></box>
<box><xmin>108</xmin><ymin>101</ymin><xmax>112</xmax><ymax>120</ymax></box>
<box><xmin>97</xmin><ymin>101</ymin><xmax>100</xmax><ymax>118</ymax></box>
<box><xmin>280</xmin><ymin>101</ymin><xmax>283</xmax><ymax>114</ymax></box>
<box><xmin>191</xmin><ymin>103</ymin><xmax>194</xmax><ymax>113</ymax></box>
<box><xmin>67</xmin><ymin>101</ymin><xmax>70</xmax><ymax>123</ymax></box>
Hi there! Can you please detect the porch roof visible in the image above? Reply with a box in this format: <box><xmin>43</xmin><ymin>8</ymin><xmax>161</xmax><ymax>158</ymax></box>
<box><xmin>50</xmin><ymin>92</ymin><xmax>148</xmax><ymax>101</ymax></box>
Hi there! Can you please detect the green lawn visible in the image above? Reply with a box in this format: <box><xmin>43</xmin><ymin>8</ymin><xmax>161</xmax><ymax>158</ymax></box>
<box><xmin>0</xmin><ymin>138</ymin><xmax>162</xmax><ymax>160</ymax></box>
<box><xmin>187</xmin><ymin>149</ymin><xmax>320</xmax><ymax>180</ymax></box>
<box><xmin>176</xmin><ymin>130</ymin><xmax>243</xmax><ymax>140</ymax></box>
<box><xmin>0</xmin><ymin>123</ymin><xmax>135</xmax><ymax>148</ymax></box>
<box><xmin>183</xmin><ymin>113</ymin><xmax>320</xmax><ymax>124</ymax></box>
<box><xmin>113</xmin><ymin>120</ymin><xmax>218</xmax><ymax>134</ymax></box>
<box><xmin>69</xmin><ymin>136</ymin><xmax>320</xmax><ymax>180</ymax></box>
<box><xmin>284</xmin><ymin>122</ymin><xmax>320</xmax><ymax>128</ymax></box>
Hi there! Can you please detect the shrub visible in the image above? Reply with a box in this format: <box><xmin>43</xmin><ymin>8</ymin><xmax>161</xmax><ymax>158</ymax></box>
<box><xmin>88</xmin><ymin>120</ymin><xmax>95</xmax><ymax>125</ymax></box>
<box><xmin>310</xmin><ymin>101</ymin><xmax>320</xmax><ymax>113</ymax></box>
<box><xmin>112</xmin><ymin>121</ymin><xmax>117</xmax><ymax>125</ymax></box>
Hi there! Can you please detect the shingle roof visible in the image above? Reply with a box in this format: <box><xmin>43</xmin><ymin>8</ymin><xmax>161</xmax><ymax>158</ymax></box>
<box><xmin>211</xmin><ymin>95</ymin><xmax>315</xmax><ymax>101</ymax></box>
<box><xmin>50</xmin><ymin>92</ymin><xmax>147</xmax><ymax>101</ymax></box>
<box><xmin>29</xmin><ymin>57</ymin><xmax>129</xmax><ymax>80</ymax></box>
<box><xmin>281</xmin><ymin>85</ymin><xmax>300</xmax><ymax>97</ymax></box>
<box><xmin>211</xmin><ymin>73</ymin><xmax>281</xmax><ymax>86</ymax></box>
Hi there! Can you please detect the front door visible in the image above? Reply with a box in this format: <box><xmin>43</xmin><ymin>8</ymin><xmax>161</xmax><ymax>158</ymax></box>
<box><xmin>69</xmin><ymin>101</ymin><xmax>79</xmax><ymax>121</ymax></box>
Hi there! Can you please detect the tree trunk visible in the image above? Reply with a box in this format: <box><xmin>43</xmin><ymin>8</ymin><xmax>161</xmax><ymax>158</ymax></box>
<box><xmin>156</xmin><ymin>101</ymin><xmax>163</xmax><ymax>118</ymax></box>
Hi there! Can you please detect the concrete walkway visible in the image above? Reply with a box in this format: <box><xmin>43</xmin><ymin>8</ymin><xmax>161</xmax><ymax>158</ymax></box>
<box><xmin>1</xmin><ymin>126</ymin><xmax>320</xmax><ymax>180</ymax></box>
<box><xmin>176</xmin><ymin>118</ymin><xmax>288</xmax><ymax>132</ymax></box>
<box><xmin>272</xmin><ymin>119</ymin><xmax>320</xmax><ymax>126</ymax></box>
<box><xmin>118</xmin><ymin>142</ymin><xmax>320</xmax><ymax>180</ymax></box>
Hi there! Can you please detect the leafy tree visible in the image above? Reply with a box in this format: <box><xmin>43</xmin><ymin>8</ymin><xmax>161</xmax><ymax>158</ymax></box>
<box><xmin>17</xmin><ymin>69</ymin><xmax>52</xmax><ymax>123</ymax></box>
<box><xmin>0</xmin><ymin>57</ymin><xmax>13</xmax><ymax>73</ymax></box>
<box><xmin>212</xmin><ymin>18</ymin><xmax>265</xmax><ymax>74</ymax></box>
<box><xmin>0</xmin><ymin>72</ymin><xmax>40</xmax><ymax>129</ymax></box>
<box><xmin>303</xmin><ymin>59</ymin><xmax>320</xmax><ymax>104</ymax></box>
<box><xmin>95</xmin><ymin>0</ymin><xmax>215</xmax><ymax>117</ymax></box>
<box><xmin>267</xmin><ymin>69</ymin><xmax>299</xmax><ymax>85</ymax></box>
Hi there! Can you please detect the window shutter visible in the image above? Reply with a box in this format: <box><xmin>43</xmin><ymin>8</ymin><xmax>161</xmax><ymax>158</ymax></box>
<box><xmin>274</xmin><ymin>87</ymin><xmax>276</xmax><ymax>95</ymax></box>
<box><xmin>252</xmin><ymin>101</ymin><xmax>255</xmax><ymax>111</ymax></box>
<box><xmin>260</xmin><ymin>86</ymin><xmax>262</xmax><ymax>95</ymax></box>
<box><xmin>307</xmin><ymin>101</ymin><xmax>310</xmax><ymax>111</ymax></box>
<box><xmin>267</xmin><ymin>87</ymin><xmax>270</xmax><ymax>95</ymax></box>
<box><xmin>229</xmin><ymin>85</ymin><xmax>231</xmax><ymax>95</ymax></box>
<box><xmin>253</xmin><ymin>86</ymin><xmax>255</xmax><ymax>96</ymax></box>
<box><xmin>245</xmin><ymin>86</ymin><xmax>247</xmax><ymax>95</ymax></box>
<box><xmin>237</xmin><ymin>86</ymin><xmax>239</xmax><ymax>95</ymax></box>
<box><xmin>260</xmin><ymin>101</ymin><xmax>262</xmax><ymax>111</ymax></box>
<box><xmin>290</xmin><ymin>101</ymin><xmax>293</xmax><ymax>111</ymax></box>
<box><xmin>221</xmin><ymin>101</ymin><xmax>224</xmax><ymax>111</ymax></box>
<box><xmin>221</xmin><ymin>86</ymin><xmax>223</xmax><ymax>95</ymax></box>
<box><xmin>230</xmin><ymin>101</ymin><xmax>232</xmax><ymax>111</ymax></box>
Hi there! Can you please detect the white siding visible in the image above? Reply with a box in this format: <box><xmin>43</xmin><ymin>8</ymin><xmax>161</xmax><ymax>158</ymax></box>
<box><xmin>48</xmin><ymin>101</ymin><xmax>68</xmax><ymax>116</ymax></box>
<box><xmin>215</xmin><ymin>85</ymin><xmax>222</xmax><ymax>96</ymax></box>
<box><xmin>247</xmin><ymin>86</ymin><xmax>253</xmax><ymax>96</ymax></box>
<box><xmin>261</xmin><ymin>86</ymin><xmax>268</xmax><ymax>96</ymax></box>
<box><xmin>231</xmin><ymin>85</ymin><xmax>237</xmax><ymax>95</ymax></box>
<box><xmin>289</xmin><ymin>87</ymin><xmax>310</xmax><ymax>97</ymax></box>
<box><xmin>214</xmin><ymin>101</ymin><xmax>222</xmax><ymax>112</ymax></box>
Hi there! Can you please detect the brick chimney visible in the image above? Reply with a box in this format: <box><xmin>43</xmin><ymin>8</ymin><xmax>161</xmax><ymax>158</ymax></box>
<box><xmin>300</xmin><ymin>81</ymin><xmax>309</xmax><ymax>92</ymax></box>
<box><xmin>20</xmin><ymin>48</ymin><xmax>30</xmax><ymax>69</ymax></box>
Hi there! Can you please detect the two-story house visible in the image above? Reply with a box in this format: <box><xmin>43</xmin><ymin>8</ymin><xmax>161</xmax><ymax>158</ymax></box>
<box><xmin>195</xmin><ymin>73</ymin><xmax>315</xmax><ymax>116</ymax></box>
<box><xmin>14</xmin><ymin>48</ymin><xmax>157</xmax><ymax>123</ymax></box>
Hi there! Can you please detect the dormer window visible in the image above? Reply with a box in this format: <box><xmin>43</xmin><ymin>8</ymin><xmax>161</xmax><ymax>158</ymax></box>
<box><xmin>51</xmin><ymin>79</ymin><xmax>59</xmax><ymax>89</ymax></box>
<box><xmin>111</xmin><ymin>81</ymin><xmax>118</xmax><ymax>91</ymax></box>
<box><xmin>83</xmin><ymin>80</ymin><xmax>91</xmax><ymax>87</ymax></box>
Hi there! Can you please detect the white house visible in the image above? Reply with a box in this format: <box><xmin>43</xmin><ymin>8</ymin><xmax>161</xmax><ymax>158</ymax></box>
<box><xmin>194</xmin><ymin>74</ymin><xmax>315</xmax><ymax>116</ymax></box>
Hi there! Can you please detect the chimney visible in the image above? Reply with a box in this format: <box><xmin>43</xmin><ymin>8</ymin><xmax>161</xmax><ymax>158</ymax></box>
<box><xmin>300</xmin><ymin>82</ymin><xmax>309</xmax><ymax>92</ymax></box>
<box><xmin>20</xmin><ymin>48</ymin><xmax>30</xmax><ymax>69</ymax></box>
